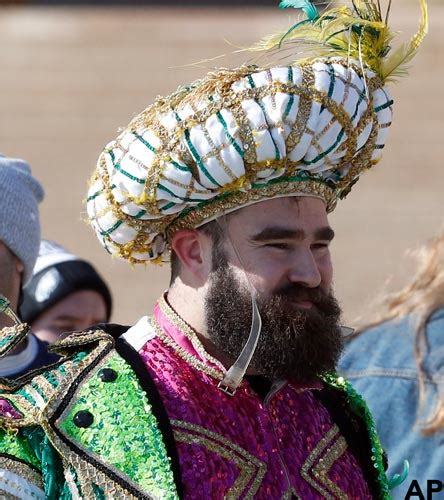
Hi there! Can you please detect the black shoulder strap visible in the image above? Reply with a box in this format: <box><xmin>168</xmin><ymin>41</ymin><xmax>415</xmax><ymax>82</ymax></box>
<box><xmin>91</xmin><ymin>323</ymin><xmax>131</xmax><ymax>340</ymax></box>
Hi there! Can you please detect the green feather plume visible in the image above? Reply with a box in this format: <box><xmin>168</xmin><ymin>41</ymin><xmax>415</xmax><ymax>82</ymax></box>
<box><xmin>279</xmin><ymin>0</ymin><xmax>319</xmax><ymax>22</ymax></box>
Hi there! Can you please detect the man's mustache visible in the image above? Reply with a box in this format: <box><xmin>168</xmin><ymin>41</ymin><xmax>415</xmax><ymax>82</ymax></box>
<box><xmin>271</xmin><ymin>285</ymin><xmax>329</xmax><ymax>305</ymax></box>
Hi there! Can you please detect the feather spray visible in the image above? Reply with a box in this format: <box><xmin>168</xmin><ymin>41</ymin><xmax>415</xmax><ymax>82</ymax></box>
<box><xmin>251</xmin><ymin>0</ymin><xmax>428</xmax><ymax>83</ymax></box>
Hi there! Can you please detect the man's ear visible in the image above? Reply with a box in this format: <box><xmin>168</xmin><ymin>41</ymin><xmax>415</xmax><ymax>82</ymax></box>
<box><xmin>171</xmin><ymin>230</ymin><xmax>211</xmax><ymax>282</ymax></box>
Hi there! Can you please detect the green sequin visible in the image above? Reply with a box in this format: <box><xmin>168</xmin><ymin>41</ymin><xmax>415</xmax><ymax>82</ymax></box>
<box><xmin>60</xmin><ymin>353</ymin><xmax>178</xmax><ymax>499</ymax></box>
<box><xmin>0</xmin><ymin>427</ymin><xmax>41</xmax><ymax>471</ymax></box>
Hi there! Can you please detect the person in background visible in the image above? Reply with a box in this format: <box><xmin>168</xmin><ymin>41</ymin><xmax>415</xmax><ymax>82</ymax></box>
<box><xmin>0</xmin><ymin>153</ymin><xmax>59</xmax><ymax>379</ymax></box>
<box><xmin>340</xmin><ymin>232</ymin><xmax>444</xmax><ymax>498</ymax></box>
<box><xmin>20</xmin><ymin>240</ymin><xmax>113</xmax><ymax>344</ymax></box>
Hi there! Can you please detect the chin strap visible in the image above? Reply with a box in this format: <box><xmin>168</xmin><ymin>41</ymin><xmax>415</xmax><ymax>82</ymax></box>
<box><xmin>215</xmin><ymin>216</ymin><xmax>264</xmax><ymax>396</ymax></box>
<box><xmin>218</xmin><ymin>295</ymin><xmax>262</xmax><ymax>395</ymax></box>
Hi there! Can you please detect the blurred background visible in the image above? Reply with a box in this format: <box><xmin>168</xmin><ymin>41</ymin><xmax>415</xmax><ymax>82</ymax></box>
<box><xmin>1</xmin><ymin>0</ymin><xmax>442</xmax><ymax>326</ymax></box>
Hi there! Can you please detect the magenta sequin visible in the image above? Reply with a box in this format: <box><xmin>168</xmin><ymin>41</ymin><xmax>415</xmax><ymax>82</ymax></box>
<box><xmin>0</xmin><ymin>398</ymin><xmax>22</xmax><ymax>419</ymax></box>
<box><xmin>138</xmin><ymin>303</ymin><xmax>372</xmax><ymax>499</ymax></box>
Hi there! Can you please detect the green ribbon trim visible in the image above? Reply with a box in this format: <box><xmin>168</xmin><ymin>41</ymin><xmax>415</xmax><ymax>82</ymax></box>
<box><xmin>99</xmin><ymin>219</ymin><xmax>124</xmax><ymax>238</ymax></box>
<box><xmin>352</xmin><ymin>88</ymin><xmax>368</xmax><ymax>122</ymax></box>
<box><xmin>87</xmin><ymin>184</ymin><xmax>116</xmax><ymax>203</ymax></box>
<box><xmin>133</xmin><ymin>132</ymin><xmax>157</xmax><ymax>154</ymax></box>
<box><xmin>170</xmin><ymin>160</ymin><xmax>191</xmax><ymax>173</ymax></box>
<box><xmin>283</xmin><ymin>67</ymin><xmax>295</xmax><ymax>120</ymax></box>
<box><xmin>184</xmin><ymin>129</ymin><xmax>221</xmax><ymax>187</ymax></box>
<box><xmin>100</xmin><ymin>209</ymin><xmax>146</xmax><ymax>237</ymax></box>
<box><xmin>158</xmin><ymin>184</ymin><xmax>210</xmax><ymax>204</ymax></box>
<box><xmin>113</xmin><ymin>162</ymin><xmax>146</xmax><ymax>185</ymax></box>
<box><xmin>169</xmin><ymin>174</ymin><xmax>331</xmax><ymax>228</ymax></box>
<box><xmin>303</xmin><ymin>129</ymin><xmax>345</xmax><ymax>165</ymax></box>
<box><xmin>216</xmin><ymin>110</ymin><xmax>244</xmax><ymax>159</ymax></box>
<box><xmin>247</xmin><ymin>75</ymin><xmax>281</xmax><ymax>162</ymax></box>
<box><xmin>374</xmin><ymin>99</ymin><xmax>394</xmax><ymax>113</ymax></box>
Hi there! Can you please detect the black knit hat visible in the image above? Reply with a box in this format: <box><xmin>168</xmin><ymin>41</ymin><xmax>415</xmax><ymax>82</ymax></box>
<box><xmin>20</xmin><ymin>240</ymin><xmax>112</xmax><ymax>324</ymax></box>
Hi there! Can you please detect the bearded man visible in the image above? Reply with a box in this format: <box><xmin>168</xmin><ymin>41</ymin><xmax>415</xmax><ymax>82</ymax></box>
<box><xmin>0</xmin><ymin>0</ymin><xmax>426</xmax><ymax>498</ymax></box>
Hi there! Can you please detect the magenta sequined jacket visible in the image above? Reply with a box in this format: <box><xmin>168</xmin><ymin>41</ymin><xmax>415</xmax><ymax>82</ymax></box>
<box><xmin>0</xmin><ymin>297</ymin><xmax>391</xmax><ymax>499</ymax></box>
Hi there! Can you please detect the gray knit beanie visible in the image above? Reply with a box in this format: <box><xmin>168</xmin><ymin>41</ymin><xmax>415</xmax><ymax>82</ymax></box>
<box><xmin>0</xmin><ymin>154</ymin><xmax>44</xmax><ymax>284</ymax></box>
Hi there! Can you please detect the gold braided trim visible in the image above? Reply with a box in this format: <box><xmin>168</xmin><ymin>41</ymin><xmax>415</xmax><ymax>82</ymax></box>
<box><xmin>63</xmin><ymin>466</ymin><xmax>82</xmax><ymax>499</ymax></box>
<box><xmin>165</xmin><ymin>179</ymin><xmax>336</xmax><ymax>239</ymax></box>
<box><xmin>0</xmin><ymin>456</ymin><xmax>43</xmax><ymax>491</ymax></box>
<box><xmin>172</xmin><ymin>419</ymin><xmax>266</xmax><ymax>499</ymax></box>
<box><xmin>0</xmin><ymin>323</ymin><xmax>30</xmax><ymax>358</ymax></box>
<box><xmin>281</xmin><ymin>487</ymin><xmax>300</xmax><ymax>500</ymax></box>
<box><xmin>40</xmin><ymin>338</ymin><xmax>148</xmax><ymax>499</ymax></box>
<box><xmin>158</xmin><ymin>296</ymin><xmax>225</xmax><ymax>372</ymax></box>
<box><xmin>150</xmin><ymin>317</ymin><xmax>224</xmax><ymax>382</ymax></box>
<box><xmin>63</xmin><ymin>453</ymin><xmax>139</xmax><ymax>500</ymax></box>
<box><xmin>90</xmin><ymin>60</ymin><xmax>388</xmax><ymax>265</ymax></box>
<box><xmin>0</xmin><ymin>394</ymin><xmax>40</xmax><ymax>430</ymax></box>
<box><xmin>96</xmin><ymin>63</ymin><xmax>380</xmax><ymax>234</ymax></box>
<box><xmin>312</xmin><ymin>437</ymin><xmax>348</xmax><ymax>499</ymax></box>
<box><xmin>300</xmin><ymin>425</ymin><xmax>348</xmax><ymax>499</ymax></box>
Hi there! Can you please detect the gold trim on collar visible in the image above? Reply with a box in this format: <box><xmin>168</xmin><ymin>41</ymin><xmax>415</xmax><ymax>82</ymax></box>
<box><xmin>155</xmin><ymin>296</ymin><xmax>225</xmax><ymax>380</ymax></box>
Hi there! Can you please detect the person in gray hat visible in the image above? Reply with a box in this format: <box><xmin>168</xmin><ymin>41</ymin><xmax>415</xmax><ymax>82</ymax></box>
<box><xmin>0</xmin><ymin>154</ymin><xmax>43</xmax><ymax>320</ymax></box>
<box><xmin>0</xmin><ymin>153</ymin><xmax>58</xmax><ymax>378</ymax></box>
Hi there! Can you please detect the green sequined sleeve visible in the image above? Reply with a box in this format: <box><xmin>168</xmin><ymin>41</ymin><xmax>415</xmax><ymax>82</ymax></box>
<box><xmin>0</xmin><ymin>426</ymin><xmax>46</xmax><ymax>499</ymax></box>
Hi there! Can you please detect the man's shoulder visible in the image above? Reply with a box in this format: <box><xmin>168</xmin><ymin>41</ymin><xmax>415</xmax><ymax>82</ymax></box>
<box><xmin>0</xmin><ymin>324</ymin><xmax>123</xmax><ymax>425</ymax></box>
<box><xmin>0</xmin><ymin>322</ymin><xmax>180</xmax><ymax>498</ymax></box>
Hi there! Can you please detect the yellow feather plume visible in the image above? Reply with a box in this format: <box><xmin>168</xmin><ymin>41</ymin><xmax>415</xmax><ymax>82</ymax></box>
<box><xmin>382</xmin><ymin>0</ymin><xmax>428</xmax><ymax>81</ymax></box>
<box><xmin>250</xmin><ymin>0</ymin><xmax>428</xmax><ymax>83</ymax></box>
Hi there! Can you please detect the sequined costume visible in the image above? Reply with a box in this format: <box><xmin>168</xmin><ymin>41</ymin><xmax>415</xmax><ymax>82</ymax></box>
<box><xmin>0</xmin><ymin>1</ymin><xmax>427</xmax><ymax>498</ymax></box>
<box><xmin>0</xmin><ymin>295</ymin><xmax>390</xmax><ymax>499</ymax></box>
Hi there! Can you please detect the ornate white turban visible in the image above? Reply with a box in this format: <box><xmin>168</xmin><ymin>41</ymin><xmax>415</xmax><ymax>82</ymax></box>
<box><xmin>87</xmin><ymin>0</ymin><xmax>427</xmax><ymax>264</ymax></box>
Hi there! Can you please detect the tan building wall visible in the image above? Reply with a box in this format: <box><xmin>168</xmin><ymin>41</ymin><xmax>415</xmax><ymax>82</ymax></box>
<box><xmin>1</xmin><ymin>1</ymin><xmax>442</xmax><ymax>326</ymax></box>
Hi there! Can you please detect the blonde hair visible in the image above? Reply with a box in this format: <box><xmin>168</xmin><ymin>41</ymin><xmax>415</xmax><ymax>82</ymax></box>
<box><xmin>363</xmin><ymin>232</ymin><xmax>444</xmax><ymax>434</ymax></box>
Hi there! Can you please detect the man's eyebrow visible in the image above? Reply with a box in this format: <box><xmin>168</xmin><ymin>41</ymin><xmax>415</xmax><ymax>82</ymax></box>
<box><xmin>251</xmin><ymin>227</ymin><xmax>305</xmax><ymax>241</ymax></box>
<box><xmin>315</xmin><ymin>227</ymin><xmax>335</xmax><ymax>241</ymax></box>
<box><xmin>250</xmin><ymin>226</ymin><xmax>335</xmax><ymax>242</ymax></box>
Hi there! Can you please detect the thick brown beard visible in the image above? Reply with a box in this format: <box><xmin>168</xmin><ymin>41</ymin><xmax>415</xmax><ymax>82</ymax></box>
<box><xmin>204</xmin><ymin>263</ymin><xmax>344</xmax><ymax>383</ymax></box>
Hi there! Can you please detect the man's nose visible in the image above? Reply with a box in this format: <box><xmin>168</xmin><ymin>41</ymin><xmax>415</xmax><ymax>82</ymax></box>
<box><xmin>287</xmin><ymin>251</ymin><xmax>322</xmax><ymax>288</ymax></box>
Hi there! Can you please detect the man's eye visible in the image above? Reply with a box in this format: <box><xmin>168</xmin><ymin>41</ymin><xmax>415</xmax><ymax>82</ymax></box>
<box><xmin>312</xmin><ymin>243</ymin><xmax>329</xmax><ymax>250</ymax></box>
<box><xmin>266</xmin><ymin>243</ymin><xmax>289</xmax><ymax>250</ymax></box>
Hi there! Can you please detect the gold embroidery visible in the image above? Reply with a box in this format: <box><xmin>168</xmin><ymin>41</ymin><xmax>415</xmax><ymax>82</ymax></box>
<box><xmin>201</xmin><ymin>126</ymin><xmax>237</xmax><ymax>183</ymax></box>
<box><xmin>157</xmin><ymin>296</ymin><xmax>226</xmax><ymax>375</ymax></box>
<box><xmin>301</xmin><ymin>425</ymin><xmax>348</xmax><ymax>500</ymax></box>
<box><xmin>165</xmin><ymin>179</ymin><xmax>337</xmax><ymax>239</ymax></box>
<box><xmin>281</xmin><ymin>487</ymin><xmax>299</xmax><ymax>500</ymax></box>
<box><xmin>92</xmin><ymin>60</ymin><xmax>384</xmax><ymax>264</ymax></box>
<box><xmin>313</xmin><ymin>437</ymin><xmax>348</xmax><ymax>499</ymax></box>
<box><xmin>151</xmin><ymin>318</ymin><xmax>223</xmax><ymax>382</ymax></box>
<box><xmin>171</xmin><ymin>420</ymin><xmax>266</xmax><ymax>499</ymax></box>
<box><xmin>0</xmin><ymin>456</ymin><xmax>43</xmax><ymax>491</ymax></box>
<box><xmin>44</xmin><ymin>344</ymin><xmax>150</xmax><ymax>500</ymax></box>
